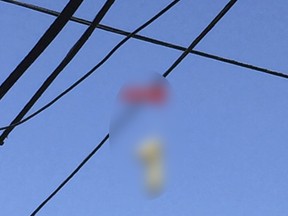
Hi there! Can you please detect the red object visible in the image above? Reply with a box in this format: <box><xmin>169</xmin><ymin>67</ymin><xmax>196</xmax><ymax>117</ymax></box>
<box><xmin>121</xmin><ymin>84</ymin><xmax>167</xmax><ymax>104</ymax></box>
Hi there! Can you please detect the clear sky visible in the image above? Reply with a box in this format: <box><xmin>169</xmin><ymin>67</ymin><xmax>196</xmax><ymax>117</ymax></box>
<box><xmin>1</xmin><ymin>0</ymin><xmax>288</xmax><ymax>215</ymax></box>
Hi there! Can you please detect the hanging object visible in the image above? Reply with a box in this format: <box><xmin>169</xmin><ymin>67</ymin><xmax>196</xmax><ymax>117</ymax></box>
<box><xmin>109</xmin><ymin>72</ymin><xmax>173</xmax><ymax>199</ymax></box>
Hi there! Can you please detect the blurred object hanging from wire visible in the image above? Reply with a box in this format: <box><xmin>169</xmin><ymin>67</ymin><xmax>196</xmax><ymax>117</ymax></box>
<box><xmin>110</xmin><ymin>72</ymin><xmax>174</xmax><ymax>198</ymax></box>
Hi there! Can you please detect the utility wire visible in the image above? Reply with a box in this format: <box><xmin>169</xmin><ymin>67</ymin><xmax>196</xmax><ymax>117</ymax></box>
<box><xmin>29</xmin><ymin>1</ymin><xmax>180</xmax><ymax>214</ymax></box>
<box><xmin>0</xmin><ymin>0</ymin><xmax>115</xmax><ymax>145</ymax></box>
<box><xmin>30</xmin><ymin>134</ymin><xmax>110</xmax><ymax>216</ymax></box>
<box><xmin>0</xmin><ymin>0</ymin><xmax>84</xmax><ymax>100</ymax></box>
<box><xmin>30</xmin><ymin>1</ymin><xmax>236</xmax><ymax>215</ymax></box>
<box><xmin>1</xmin><ymin>0</ymin><xmax>287</xmax><ymax>79</ymax></box>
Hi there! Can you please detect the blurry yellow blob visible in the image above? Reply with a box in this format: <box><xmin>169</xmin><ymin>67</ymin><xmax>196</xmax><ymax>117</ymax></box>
<box><xmin>137</xmin><ymin>137</ymin><xmax>164</xmax><ymax>197</ymax></box>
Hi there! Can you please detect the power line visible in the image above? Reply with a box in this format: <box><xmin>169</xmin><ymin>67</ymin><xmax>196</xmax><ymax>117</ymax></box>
<box><xmin>29</xmin><ymin>1</ymin><xmax>236</xmax><ymax>215</ymax></box>
<box><xmin>0</xmin><ymin>0</ymin><xmax>115</xmax><ymax>145</ymax></box>
<box><xmin>1</xmin><ymin>0</ymin><xmax>287</xmax><ymax>79</ymax></box>
<box><xmin>30</xmin><ymin>134</ymin><xmax>110</xmax><ymax>216</ymax></box>
<box><xmin>0</xmin><ymin>0</ymin><xmax>84</xmax><ymax>100</ymax></box>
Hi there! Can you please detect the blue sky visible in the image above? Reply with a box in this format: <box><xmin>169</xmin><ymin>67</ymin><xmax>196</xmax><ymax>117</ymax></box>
<box><xmin>1</xmin><ymin>0</ymin><xmax>288</xmax><ymax>215</ymax></box>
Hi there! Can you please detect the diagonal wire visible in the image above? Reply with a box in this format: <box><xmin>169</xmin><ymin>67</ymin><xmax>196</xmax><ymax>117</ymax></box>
<box><xmin>29</xmin><ymin>1</ymin><xmax>180</xmax><ymax>215</ymax></box>
<box><xmin>0</xmin><ymin>0</ymin><xmax>115</xmax><ymax>145</ymax></box>
<box><xmin>30</xmin><ymin>134</ymin><xmax>110</xmax><ymax>216</ymax></box>
<box><xmin>0</xmin><ymin>0</ymin><xmax>84</xmax><ymax>100</ymax></box>
<box><xmin>29</xmin><ymin>0</ymin><xmax>236</xmax><ymax>215</ymax></box>
<box><xmin>1</xmin><ymin>0</ymin><xmax>287</xmax><ymax>79</ymax></box>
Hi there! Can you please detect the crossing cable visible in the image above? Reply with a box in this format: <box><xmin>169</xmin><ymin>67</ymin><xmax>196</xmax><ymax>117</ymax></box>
<box><xmin>0</xmin><ymin>0</ymin><xmax>115</xmax><ymax>146</ymax></box>
<box><xmin>163</xmin><ymin>0</ymin><xmax>236</xmax><ymax>77</ymax></box>
<box><xmin>0</xmin><ymin>0</ymin><xmax>84</xmax><ymax>100</ymax></box>
<box><xmin>0</xmin><ymin>0</ymin><xmax>179</xmax><ymax>135</ymax></box>
<box><xmin>1</xmin><ymin>0</ymin><xmax>287</xmax><ymax>80</ymax></box>
<box><xmin>29</xmin><ymin>1</ymin><xmax>236</xmax><ymax>215</ymax></box>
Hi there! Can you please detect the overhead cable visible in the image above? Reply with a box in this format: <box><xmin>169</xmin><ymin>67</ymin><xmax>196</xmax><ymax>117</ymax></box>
<box><xmin>1</xmin><ymin>0</ymin><xmax>287</xmax><ymax>79</ymax></box>
<box><xmin>0</xmin><ymin>0</ymin><xmax>84</xmax><ymax>100</ymax></box>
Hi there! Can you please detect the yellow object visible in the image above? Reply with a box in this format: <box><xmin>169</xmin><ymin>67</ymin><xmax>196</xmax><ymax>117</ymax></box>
<box><xmin>138</xmin><ymin>138</ymin><xmax>164</xmax><ymax>196</ymax></box>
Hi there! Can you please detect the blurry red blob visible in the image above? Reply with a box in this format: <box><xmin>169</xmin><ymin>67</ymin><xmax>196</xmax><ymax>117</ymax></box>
<box><xmin>120</xmin><ymin>84</ymin><xmax>168</xmax><ymax>104</ymax></box>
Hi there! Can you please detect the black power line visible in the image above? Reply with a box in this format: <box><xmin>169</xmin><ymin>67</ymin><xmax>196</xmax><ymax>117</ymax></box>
<box><xmin>0</xmin><ymin>0</ymin><xmax>115</xmax><ymax>145</ymax></box>
<box><xmin>0</xmin><ymin>0</ymin><xmax>84</xmax><ymax>100</ymax></box>
<box><xmin>29</xmin><ymin>0</ymin><xmax>236</xmax><ymax>215</ymax></box>
<box><xmin>30</xmin><ymin>134</ymin><xmax>110</xmax><ymax>216</ymax></box>
<box><xmin>1</xmin><ymin>0</ymin><xmax>287</xmax><ymax>79</ymax></box>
